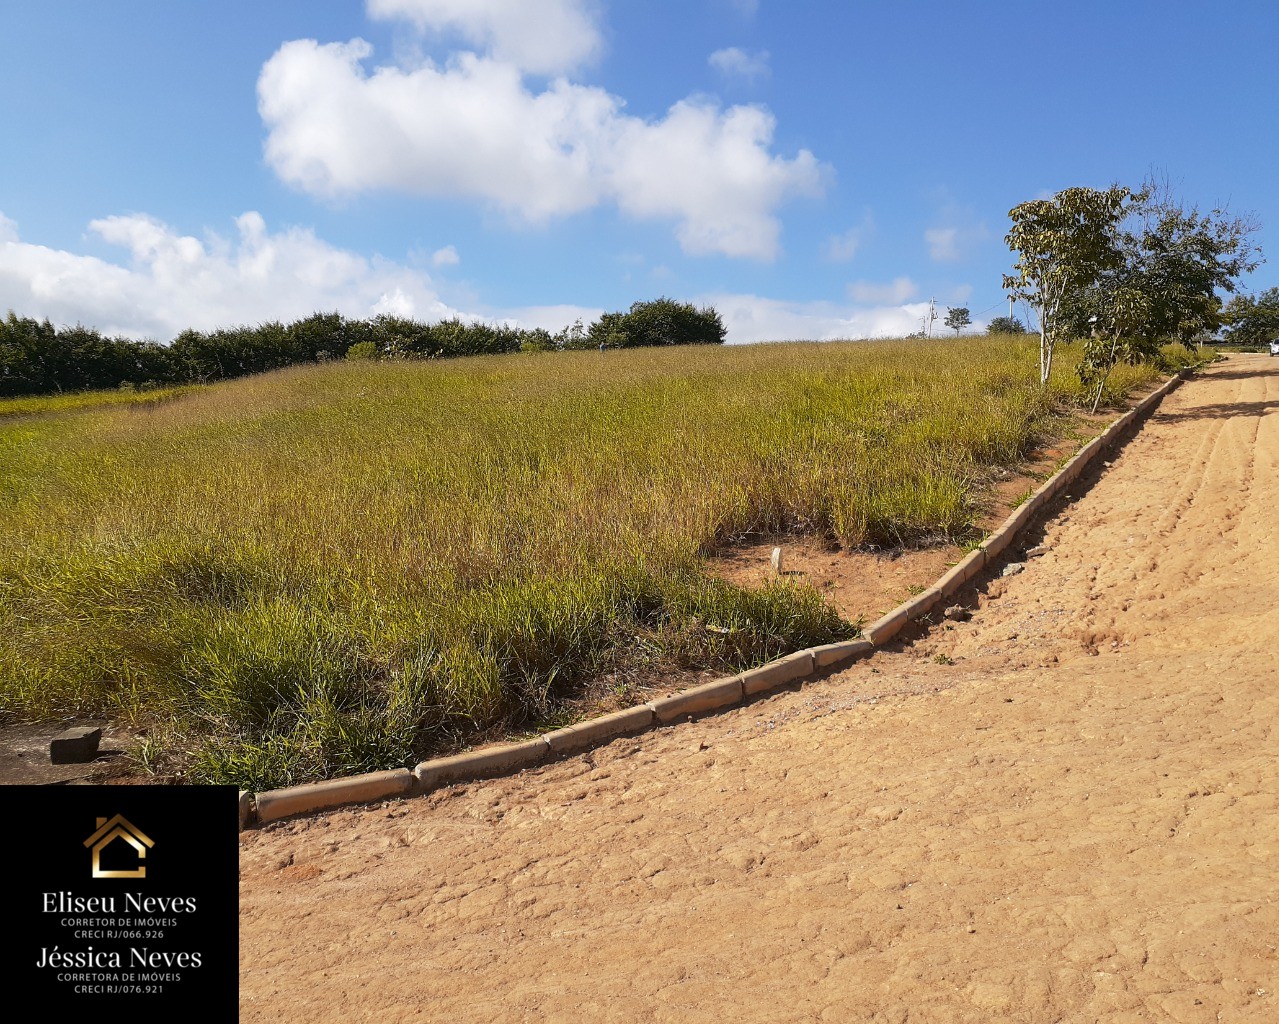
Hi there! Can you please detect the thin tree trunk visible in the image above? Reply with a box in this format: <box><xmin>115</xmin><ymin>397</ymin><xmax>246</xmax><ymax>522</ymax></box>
<box><xmin>1038</xmin><ymin>299</ymin><xmax>1052</xmax><ymax>385</ymax></box>
<box><xmin>1090</xmin><ymin>334</ymin><xmax>1121</xmax><ymax>414</ymax></box>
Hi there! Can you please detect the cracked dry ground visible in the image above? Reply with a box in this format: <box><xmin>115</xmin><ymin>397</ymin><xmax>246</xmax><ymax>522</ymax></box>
<box><xmin>240</xmin><ymin>356</ymin><xmax>1279</xmax><ymax>1023</ymax></box>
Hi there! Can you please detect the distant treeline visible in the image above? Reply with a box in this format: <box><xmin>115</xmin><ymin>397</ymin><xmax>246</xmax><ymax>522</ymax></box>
<box><xmin>0</xmin><ymin>297</ymin><xmax>725</xmax><ymax>397</ymax></box>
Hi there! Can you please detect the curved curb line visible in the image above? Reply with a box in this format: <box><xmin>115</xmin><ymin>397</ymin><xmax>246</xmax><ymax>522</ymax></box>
<box><xmin>238</xmin><ymin>369</ymin><xmax>1191</xmax><ymax>829</ymax></box>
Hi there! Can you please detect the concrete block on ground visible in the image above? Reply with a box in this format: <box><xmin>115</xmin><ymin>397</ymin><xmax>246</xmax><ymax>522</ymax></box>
<box><xmin>49</xmin><ymin>726</ymin><xmax>101</xmax><ymax>764</ymax></box>
<box><xmin>255</xmin><ymin>769</ymin><xmax>415</xmax><ymax>824</ymax></box>
<box><xmin>648</xmin><ymin>676</ymin><xmax>744</xmax><ymax>724</ymax></box>
<box><xmin>740</xmin><ymin>651</ymin><xmax>815</xmax><ymax>696</ymax></box>
<box><xmin>543</xmin><ymin>705</ymin><xmax>654</xmax><ymax>755</ymax></box>
<box><xmin>415</xmin><ymin>739</ymin><xmax>551</xmax><ymax>791</ymax></box>
<box><xmin>808</xmin><ymin>639</ymin><xmax>873</xmax><ymax>670</ymax></box>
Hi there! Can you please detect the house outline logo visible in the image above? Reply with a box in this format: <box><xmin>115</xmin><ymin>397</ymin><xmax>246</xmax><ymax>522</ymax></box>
<box><xmin>83</xmin><ymin>815</ymin><xmax>155</xmax><ymax>879</ymax></box>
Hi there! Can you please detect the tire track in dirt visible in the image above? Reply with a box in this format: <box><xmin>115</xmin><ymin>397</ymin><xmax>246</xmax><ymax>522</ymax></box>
<box><xmin>240</xmin><ymin>357</ymin><xmax>1279</xmax><ymax>1023</ymax></box>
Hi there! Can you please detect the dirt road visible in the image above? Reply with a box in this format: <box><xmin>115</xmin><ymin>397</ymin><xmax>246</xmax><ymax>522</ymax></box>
<box><xmin>240</xmin><ymin>356</ymin><xmax>1278</xmax><ymax>1023</ymax></box>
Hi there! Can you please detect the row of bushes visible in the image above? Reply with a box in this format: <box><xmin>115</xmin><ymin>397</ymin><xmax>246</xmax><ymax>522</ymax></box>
<box><xmin>0</xmin><ymin>298</ymin><xmax>726</xmax><ymax>397</ymax></box>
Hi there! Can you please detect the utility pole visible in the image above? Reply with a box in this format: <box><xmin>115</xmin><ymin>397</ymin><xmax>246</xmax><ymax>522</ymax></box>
<box><xmin>925</xmin><ymin>297</ymin><xmax>937</xmax><ymax>338</ymax></box>
<box><xmin>1008</xmin><ymin>295</ymin><xmax>1015</xmax><ymax>321</ymax></box>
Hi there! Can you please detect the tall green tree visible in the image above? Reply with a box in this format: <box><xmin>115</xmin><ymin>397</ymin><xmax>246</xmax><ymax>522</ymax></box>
<box><xmin>943</xmin><ymin>306</ymin><xmax>971</xmax><ymax>334</ymax></box>
<box><xmin>1003</xmin><ymin>185</ymin><xmax>1133</xmax><ymax>385</ymax></box>
<box><xmin>1061</xmin><ymin>184</ymin><xmax>1261</xmax><ymax>344</ymax></box>
<box><xmin>986</xmin><ymin>315</ymin><xmax>1025</xmax><ymax>335</ymax></box>
<box><xmin>587</xmin><ymin>298</ymin><xmax>726</xmax><ymax>349</ymax></box>
<box><xmin>1222</xmin><ymin>287</ymin><xmax>1279</xmax><ymax>345</ymax></box>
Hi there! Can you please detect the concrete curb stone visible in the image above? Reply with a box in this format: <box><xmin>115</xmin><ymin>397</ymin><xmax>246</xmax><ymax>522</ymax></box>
<box><xmin>740</xmin><ymin>651</ymin><xmax>815</xmax><ymax>695</ymax></box>
<box><xmin>865</xmin><ymin>587</ymin><xmax>944</xmax><ymax>647</ymax></box>
<box><xmin>542</xmin><ymin>705</ymin><xmax>655</xmax><ymax>755</ymax></box>
<box><xmin>648</xmin><ymin>676</ymin><xmax>744</xmax><ymax>723</ymax></box>
<box><xmin>981</xmin><ymin>523</ymin><xmax>1016</xmax><ymax>561</ymax></box>
<box><xmin>935</xmin><ymin>549</ymin><xmax>985</xmax><ymax>597</ymax></box>
<box><xmin>866</xmin><ymin>607</ymin><xmax>910</xmax><ymax>646</ymax></box>
<box><xmin>808</xmin><ymin>639</ymin><xmax>873</xmax><ymax>670</ymax></box>
<box><xmin>415</xmin><ymin>739</ymin><xmax>551</xmax><ymax>792</ymax></box>
<box><xmin>1001</xmin><ymin>497</ymin><xmax>1039</xmax><ymax>536</ymax></box>
<box><xmin>1043</xmin><ymin>459</ymin><xmax>1077</xmax><ymax>498</ymax></box>
<box><xmin>254</xmin><ymin>769</ymin><xmax>416</xmax><ymax>824</ymax></box>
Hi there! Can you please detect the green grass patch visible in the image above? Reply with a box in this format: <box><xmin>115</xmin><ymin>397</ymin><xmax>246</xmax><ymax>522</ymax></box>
<box><xmin>0</xmin><ymin>386</ymin><xmax>196</xmax><ymax>419</ymax></box>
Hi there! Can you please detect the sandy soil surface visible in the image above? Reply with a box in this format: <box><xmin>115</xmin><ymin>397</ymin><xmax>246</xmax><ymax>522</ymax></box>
<box><xmin>240</xmin><ymin>357</ymin><xmax>1278</xmax><ymax>1023</ymax></box>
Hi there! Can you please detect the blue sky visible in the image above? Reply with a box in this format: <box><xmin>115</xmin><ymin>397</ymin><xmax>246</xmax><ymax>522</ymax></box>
<box><xmin>2</xmin><ymin>0</ymin><xmax>1275</xmax><ymax>342</ymax></box>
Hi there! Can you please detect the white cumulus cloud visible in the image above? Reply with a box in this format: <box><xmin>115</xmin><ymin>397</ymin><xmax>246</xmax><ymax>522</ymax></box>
<box><xmin>258</xmin><ymin>30</ymin><xmax>825</xmax><ymax>259</ymax></box>
<box><xmin>708</xmin><ymin>47</ymin><xmax>770</xmax><ymax>82</ymax></box>
<box><xmin>0</xmin><ymin>212</ymin><xmax>946</xmax><ymax>346</ymax></box>
<box><xmin>430</xmin><ymin>244</ymin><xmax>460</xmax><ymax>266</ymax></box>
<box><xmin>366</xmin><ymin>0</ymin><xmax>602</xmax><ymax>75</ymax></box>
<box><xmin>699</xmin><ymin>293</ymin><xmax>934</xmax><ymax>343</ymax></box>
<box><xmin>847</xmin><ymin>277</ymin><xmax>917</xmax><ymax>305</ymax></box>
<box><xmin>501</xmin><ymin>302</ymin><xmax>602</xmax><ymax>333</ymax></box>
<box><xmin>0</xmin><ymin>211</ymin><xmax>459</xmax><ymax>339</ymax></box>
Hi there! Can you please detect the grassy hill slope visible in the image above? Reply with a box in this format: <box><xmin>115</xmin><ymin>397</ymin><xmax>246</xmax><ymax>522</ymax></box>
<box><xmin>0</xmin><ymin>336</ymin><xmax>1193</xmax><ymax>786</ymax></box>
